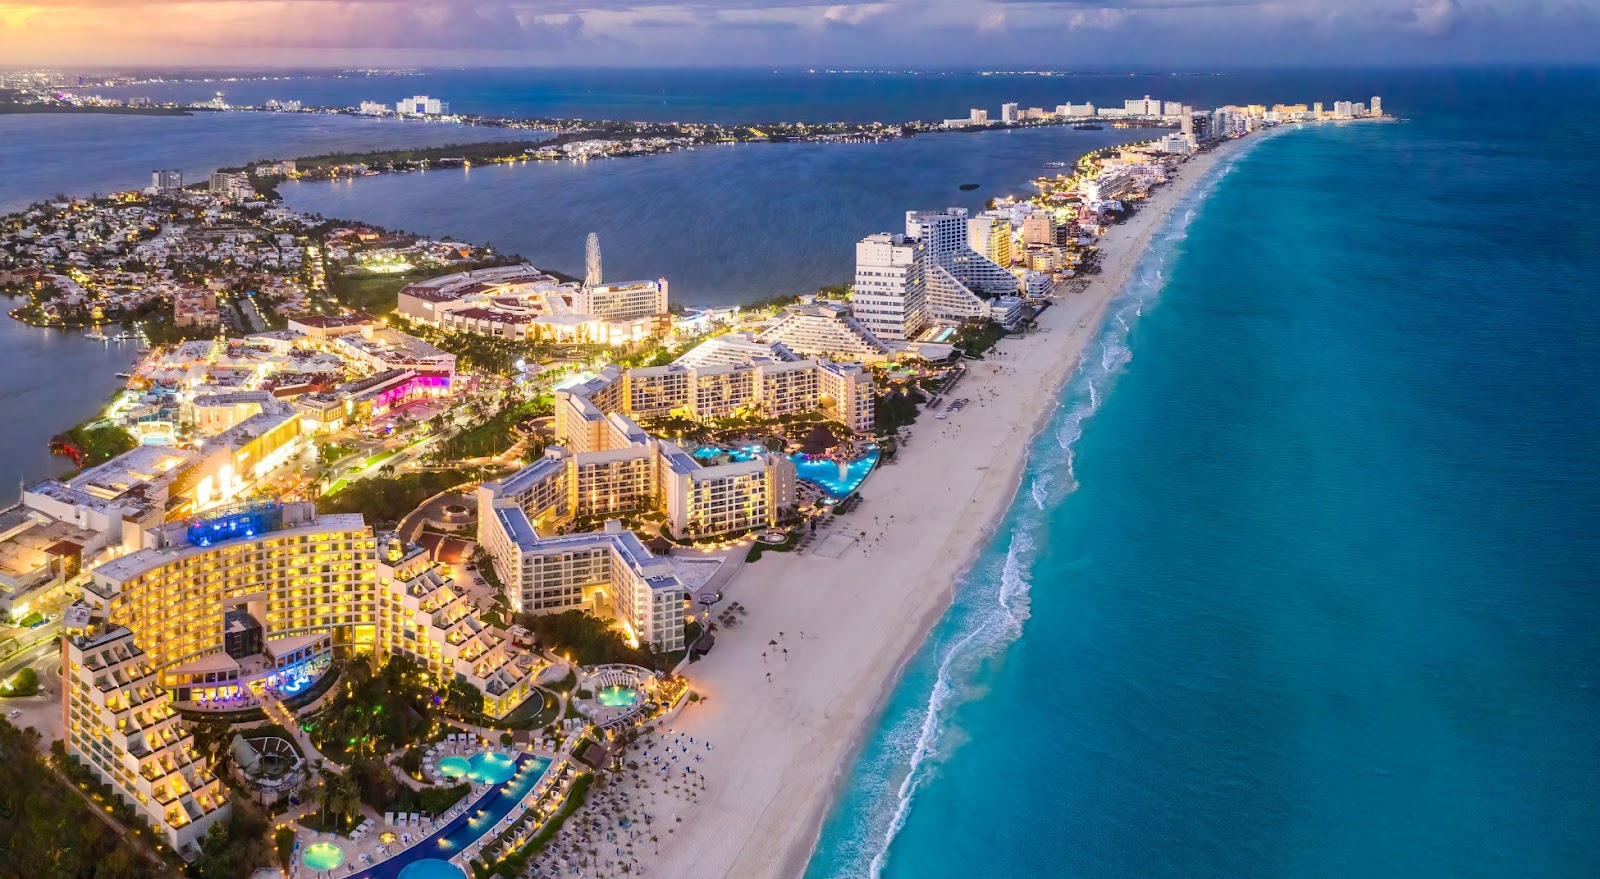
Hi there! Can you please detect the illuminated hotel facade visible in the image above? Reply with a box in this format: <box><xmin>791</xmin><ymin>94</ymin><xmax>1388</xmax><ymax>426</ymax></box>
<box><xmin>83</xmin><ymin>502</ymin><xmax>376</xmax><ymax>700</ymax></box>
<box><xmin>61</xmin><ymin>500</ymin><xmax>561</xmax><ymax>849</ymax></box>
<box><xmin>63</xmin><ymin>620</ymin><xmax>230</xmax><ymax>852</ymax></box>
<box><xmin>476</xmin><ymin>495</ymin><xmax>689</xmax><ymax>652</ymax></box>
<box><xmin>76</xmin><ymin>501</ymin><xmax>545</xmax><ymax>717</ymax></box>
<box><xmin>546</xmin><ymin>367</ymin><xmax>804</xmax><ymax>537</ymax></box>
<box><xmin>475</xmin><ymin>350</ymin><xmax>878</xmax><ymax>649</ymax></box>
<box><xmin>396</xmin><ymin>265</ymin><xmax>669</xmax><ymax>346</ymax></box>
<box><xmin>564</xmin><ymin>358</ymin><xmax>876</xmax><ymax>439</ymax></box>
<box><xmin>374</xmin><ymin>536</ymin><xmax>544</xmax><ymax>719</ymax></box>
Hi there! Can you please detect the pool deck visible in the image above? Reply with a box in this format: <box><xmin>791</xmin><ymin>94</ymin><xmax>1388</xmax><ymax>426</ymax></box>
<box><xmin>301</xmin><ymin>750</ymin><xmax>555</xmax><ymax>879</ymax></box>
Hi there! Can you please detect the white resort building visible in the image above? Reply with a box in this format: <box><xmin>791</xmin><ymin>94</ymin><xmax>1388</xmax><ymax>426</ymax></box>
<box><xmin>758</xmin><ymin>300</ymin><xmax>895</xmax><ymax>363</ymax></box>
<box><xmin>475</xmin><ymin>341</ymin><xmax>879</xmax><ymax>646</ymax></box>
<box><xmin>852</xmin><ymin>232</ymin><xmax>927</xmax><ymax>342</ymax></box>
<box><xmin>475</xmin><ymin>501</ymin><xmax>688</xmax><ymax>652</ymax></box>
<box><xmin>489</xmin><ymin>365</ymin><xmax>806</xmax><ymax>540</ymax></box>
<box><xmin>905</xmin><ymin>207</ymin><xmax>1024</xmax><ymax>324</ymax></box>
<box><xmin>396</xmin><ymin>264</ymin><xmax>668</xmax><ymax>346</ymax></box>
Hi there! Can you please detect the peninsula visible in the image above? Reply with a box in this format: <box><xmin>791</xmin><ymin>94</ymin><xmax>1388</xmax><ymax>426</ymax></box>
<box><xmin>0</xmin><ymin>94</ymin><xmax>1385</xmax><ymax>879</ymax></box>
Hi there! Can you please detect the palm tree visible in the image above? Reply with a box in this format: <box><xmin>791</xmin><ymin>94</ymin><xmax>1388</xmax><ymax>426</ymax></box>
<box><xmin>324</xmin><ymin>771</ymin><xmax>361</xmax><ymax>828</ymax></box>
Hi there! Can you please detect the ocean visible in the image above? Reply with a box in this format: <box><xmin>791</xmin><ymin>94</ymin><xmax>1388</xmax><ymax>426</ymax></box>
<box><xmin>92</xmin><ymin>68</ymin><xmax>1411</xmax><ymax>124</ymax></box>
<box><xmin>805</xmin><ymin>69</ymin><xmax>1600</xmax><ymax>878</ymax></box>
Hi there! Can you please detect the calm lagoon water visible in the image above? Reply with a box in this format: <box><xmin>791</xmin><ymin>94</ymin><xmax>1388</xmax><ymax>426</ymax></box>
<box><xmin>281</xmin><ymin>125</ymin><xmax>1141</xmax><ymax>305</ymax></box>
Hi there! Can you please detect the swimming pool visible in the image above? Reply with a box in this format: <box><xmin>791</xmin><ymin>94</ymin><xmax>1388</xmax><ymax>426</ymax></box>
<box><xmin>395</xmin><ymin>861</ymin><xmax>465</xmax><ymax>879</ymax></box>
<box><xmin>467</xmin><ymin>751</ymin><xmax>518</xmax><ymax>784</ymax></box>
<box><xmin>792</xmin><ymin>449</ymin><xmax>880</xmax><ymax>499</ymax></box>
<box><xmin>596</xmin><ymin>685</ymin><xmax>640</xmax><ymax>708</ymax></box>
<box><xmin>346</xmin><ymin>754</ymin><xmax>550</xmax><ymax>879</ymax></box>
<box><xmin>303</xmin><ymin>842</ymin><xmax>344</xmax><ymax>871</ymax></box>
<box><xmin>693</xmin><ymin>445</ymin><xmax>880</xmax><ymax>499</ymax></box>
<box><xmin>692</xmin><ymin>443</ymin><xmax>766</xmax><ymax>463</ymax></box>
<box><xmin>435</xmin><ymin>755</ymin><xmax>471</xmax><ymax>779</ymax></box>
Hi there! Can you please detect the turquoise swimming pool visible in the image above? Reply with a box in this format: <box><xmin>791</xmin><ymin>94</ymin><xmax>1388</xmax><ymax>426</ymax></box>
<box><xmin>596</xmin><ymin>685</ymin><xmax>640</xmax><ymax>708</ymax></box>
<box><xmin>693</xmin><ymin>445</ymin><xmax>880</xmax><ymax>499</ymax></box>
<box><xmin>303</xmin><ymin>842</ymin><xmax>344</xmax><ymax>871</ymax></box>
<box><xmin>348</xmin><ymin>754</ymin><xmax>550</xmax><ymax>879</ymax></box>
<box><xmin>436</xmin><ymin>755</ymin><xmax>471</xmax><ymax>779</ymax></box>
<box><xmin>792</xmin><ymin>449</ymin><xmax>880</xmax><ymax>499</ymax></box>
<box><xmin>466</xmin><ymin>751</ymin><xmax>518</xmax><ymax>785</ymax></box>
<box><xmin>396</xmin><ymin>860</ymin><xmax>464</xmax><ymax>879</ymax></box>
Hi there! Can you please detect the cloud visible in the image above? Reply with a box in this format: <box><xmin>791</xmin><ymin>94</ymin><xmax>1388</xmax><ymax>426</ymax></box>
<box><xmin>1066</xmin><ymin>8</ymin><xmax>1131</xmax><ymax>28</ymax></box>
<box><xmin>822</xmin><ymin>3</ymin><xmax>891</xmax><ymax>27</ymax></box>
<box><xmin>3</xmin><ymin>0</ymin><xmax>1598</xmax><ymax>65</ymax></box>
<box><xmin>1400</xmin><ymin>0</ymin><xmax>1462</xmax><ymax>34</ymax></box>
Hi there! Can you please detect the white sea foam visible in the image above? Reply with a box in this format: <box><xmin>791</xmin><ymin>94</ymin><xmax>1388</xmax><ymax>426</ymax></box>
<box><xmin>866</xmin><ymin>529</ymin><xmax>1035</xmax><ymax>879</ymax></box>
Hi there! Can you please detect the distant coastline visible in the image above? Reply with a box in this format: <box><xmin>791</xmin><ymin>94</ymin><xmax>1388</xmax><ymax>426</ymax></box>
<box><xmin>0</xmin><ymin>103</ymin><xmax>192</xmax><ymax>117</ymax></box>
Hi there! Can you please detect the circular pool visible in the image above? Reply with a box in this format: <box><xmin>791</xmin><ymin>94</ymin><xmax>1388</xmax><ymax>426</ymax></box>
<box><xmin>467</xmin><ymin>751</ymin><xmax>517</xmax><ymax>784</ymax></box>
<box><xmin>397</xmin><ymin>860</ymin><xmax>466</xmax><ymax>879</ymax></box>
<box><xmin>436</xmin><ymin>755</ymin><xmax>472</xmax><ymax>779</ymax></box>
<box><xmin>596</xmin><ymin>685</ymin><xmax>640</xmax><ymax>708</ymax></box>
<box><xmin>302</xmin><ymin>842</ymin><xmax>344</xmax><ymax>871</ymax></box>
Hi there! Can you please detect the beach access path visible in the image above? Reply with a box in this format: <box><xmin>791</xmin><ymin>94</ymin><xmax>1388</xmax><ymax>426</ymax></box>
<box><xmin>640</xmin><ymin>135</ymin><xmax>1252</xmax><ymax>879</ymax></box>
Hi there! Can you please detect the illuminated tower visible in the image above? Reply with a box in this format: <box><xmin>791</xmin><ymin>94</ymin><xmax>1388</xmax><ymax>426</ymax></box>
<box><xmin>585</xmin><ymin>232</ymin><xmax>602</xmax><ymax>287</ymax></box>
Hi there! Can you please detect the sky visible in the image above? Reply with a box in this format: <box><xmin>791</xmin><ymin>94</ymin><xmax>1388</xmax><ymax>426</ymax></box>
<box><xmin>1</xmin><ymin>0</ymin><xmax>1597</xmax><ymax>67</ymax></box>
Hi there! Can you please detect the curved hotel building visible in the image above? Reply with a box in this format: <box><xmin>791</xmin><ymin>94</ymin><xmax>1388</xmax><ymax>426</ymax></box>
<box><xmin>63</xmin><ymin>500</ymin><xmax>559</xmax><ymax>852</ymax></box>
<box><xmin>83</xmin><ymin>501</ymin><xmax>374</xmax><ymax>702</ymax></box>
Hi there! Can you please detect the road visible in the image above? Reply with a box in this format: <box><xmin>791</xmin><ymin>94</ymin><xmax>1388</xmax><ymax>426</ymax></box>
<box><xmin>0</xmin><ymin>622</ymin><xmax>62</xmax><ymax>684</ymax></box>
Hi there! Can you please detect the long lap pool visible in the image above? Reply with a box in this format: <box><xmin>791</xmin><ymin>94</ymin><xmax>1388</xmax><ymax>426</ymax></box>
<box><xmin>346</xmin><ymin>753</ymin><xmax>551</xmax><ymax>879</ymax></box>
<box><xmin>396</xmin><ymin>861</ymin><xmax>465</xmax><ymax>879</ymax></box>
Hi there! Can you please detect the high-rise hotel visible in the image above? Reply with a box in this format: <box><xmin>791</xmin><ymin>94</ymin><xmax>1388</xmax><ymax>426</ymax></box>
<box><xmin>62</xmin><ymin>500</ymin><xmax>560</xmax><ymax>852</ymax></box>
<box><xmin>63</xmin><ymin>617</ymin><xmax>231</xmax><ymax>852</ymax></box>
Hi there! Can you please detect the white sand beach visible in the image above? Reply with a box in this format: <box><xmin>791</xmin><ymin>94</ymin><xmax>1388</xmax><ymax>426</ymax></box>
<box><xmin>625</xmin><ymin>137</ymin><xmax>1250</xmax><ymax>879</ymax></box>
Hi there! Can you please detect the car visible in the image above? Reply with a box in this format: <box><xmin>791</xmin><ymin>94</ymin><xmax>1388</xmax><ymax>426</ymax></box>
<box><xmin>6</xmin><ymin>709</ymin><xmax>20</xmax><ymax>719</ymax></box>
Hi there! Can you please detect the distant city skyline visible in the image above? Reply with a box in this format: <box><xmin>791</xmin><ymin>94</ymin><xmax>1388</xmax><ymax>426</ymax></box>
<box><xmin>2</xmin><ymin>0</ymin><xmax>1597</xmax><ymax>67</ymax></box>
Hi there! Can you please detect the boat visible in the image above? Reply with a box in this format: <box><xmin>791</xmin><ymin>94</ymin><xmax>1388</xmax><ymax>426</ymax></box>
<box><xmin>1073</xmin><ymin>123</ymin><xmax>1104</xmax><ymax>131</ymax></box>
<box><xmin>1043</xmin><ymin>161</ymin><xmax>1068</xmax><ymax>168</ymax></box>
<box><xmin>113</xmin><ymin>332</ymin><xmax>135</xmax><ymax>342</ymax></box>
<box><xmin>83</xmin><ymin>331</ymin><xmax>108</xmax><ymax>341</ymax></box>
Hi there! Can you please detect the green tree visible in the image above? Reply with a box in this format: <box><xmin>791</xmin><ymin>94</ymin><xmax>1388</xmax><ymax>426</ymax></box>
<box><xmin>321</xmin><ymin>770</ymin><xmax>361</xmax><ymax>829</ymax></box>
<box><xmin>0</xmin><ymin>667</ymin><xmax>39</xmax><ymax>696</ymax></box>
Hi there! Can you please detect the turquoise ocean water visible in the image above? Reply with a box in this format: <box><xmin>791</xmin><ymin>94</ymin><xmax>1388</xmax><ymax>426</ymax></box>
<box><xmin>807</xmin><ymin>77</ymin><xmax>1600</xmax><ymax>878</ymax></box>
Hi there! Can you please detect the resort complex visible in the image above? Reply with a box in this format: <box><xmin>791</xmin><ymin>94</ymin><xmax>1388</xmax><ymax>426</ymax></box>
<box><xmin>61</xmin><ymin>497</ymin><xmax>614</xmax><ymax>853</ymax></box>
<box><xmin>396</xmin><ymin>262</ymin><xmax>669</xmax><ymax>346</ymax></box>
<box><xmin>0</xmin><ymin>74</ymin><xmax>1392</xmax><ymax>879</ymax></box>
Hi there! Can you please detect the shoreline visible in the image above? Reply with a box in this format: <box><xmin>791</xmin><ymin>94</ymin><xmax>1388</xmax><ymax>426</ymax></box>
<box><xmin>641</xmin><ymin>132</ymin><xmax>1263</xmax><ymax>879</ymax></box>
